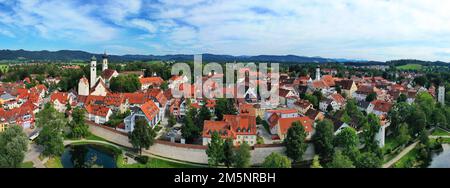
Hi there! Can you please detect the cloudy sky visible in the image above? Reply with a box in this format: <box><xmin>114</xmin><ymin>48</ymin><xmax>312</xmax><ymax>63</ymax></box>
<box><xmin>1</xmin><ymin>0</ymin><xmax>450</xmax><ymax>61</ymax></box>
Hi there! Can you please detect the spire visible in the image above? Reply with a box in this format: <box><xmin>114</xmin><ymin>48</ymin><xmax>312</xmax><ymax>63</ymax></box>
<box><xmin>91</xmin><ymin>55</ymin><xmax>97</xmax><ymax>61</ymax></box>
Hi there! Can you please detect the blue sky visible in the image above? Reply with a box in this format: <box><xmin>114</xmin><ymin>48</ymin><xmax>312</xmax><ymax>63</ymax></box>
<box><xmin>1</xmin><ymin>0</ymin><xmax>450</xmax><ymax>61</ymax></box>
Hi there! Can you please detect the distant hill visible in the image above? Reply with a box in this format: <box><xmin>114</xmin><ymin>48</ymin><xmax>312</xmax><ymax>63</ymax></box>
<box><xmin>0</xmin><ymin>49</ymin><xmax>358</xmax><ymax>63</ymax></box>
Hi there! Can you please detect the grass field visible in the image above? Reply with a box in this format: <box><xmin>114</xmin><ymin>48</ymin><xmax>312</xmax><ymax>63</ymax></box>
<box><xmin>45</xmin><ymin>157</ymin><xmax>63</xmax><ymax>168</ymax></box>
<box><xmin>432</xmin><ymin>128</ymin><xmax>450</xmax><ymax>136</ymax></box>
<box><xmin>396</xmin><ymin>64</ymin><xmax>423</xmax><ymax>70</ymax></box>
<box><xmin>119</xmin><ymin>157</ymin><xmax>201</xmax><ymax>168</ymax></box>
<box><xmin>21</xmin><ymin>162</ymin><xmax>34</xmax><ymax>168</ymax></box>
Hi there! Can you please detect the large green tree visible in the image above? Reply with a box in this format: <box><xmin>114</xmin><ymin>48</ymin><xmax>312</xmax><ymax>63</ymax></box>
<box><xmin>327</xmin><ymin>151</ymin><xmax>355</xmax><ymax>168</ymax></box>
<box><xmin>36</xmin><ymin>104</ymin><xmax>67</xmax><ymax>157</ymax></box>
<box><xmin>68</xmin><ymin>107</ymin><xmax>89</xmax><ymax>139</ymax></box>
<box><xmin>110</xmin><ymin>74</ymin><xmax>141</xmax><ymax>93</ymax></box>
<box><xmin>312</xmin><ymin>119</ymin><xmax>334</xmax><ymax>161</ymax></box>
<box><xmin>215</xmin><ymin>98</ymin><xmax>237</xmax><ymax>120</ymax></box>
<box><xmin>0</xmin><ymin>126</ymin><xmax>28</xmax><ymax>168</ymax></box>
<box><xmin>284</xmin><ymin>121</ymin><xmax>308</xmax><ymax>163</ymax></box>
<box><xmin>129</xmin><ymin>119</ymin><xmax>156</xmax><ymax>155</ymax></box>
<box><xmin>222</xmin><ymin>138</ymin><xmax>234</xmax><ymax>168</ymax></box>
<box><xmin>206</xmin><ymin>132</ymin><xmax>224</xmax><ymax>167</ymax></box>
<box><xmin>262</xmin><ymin>152</ymin><xmax>291</xmax><ymax>168</ymax></box>
<box><xmin>233</xmin><ymin>142</ymin><xmax>251</xmax><ymax>168</ymax></box>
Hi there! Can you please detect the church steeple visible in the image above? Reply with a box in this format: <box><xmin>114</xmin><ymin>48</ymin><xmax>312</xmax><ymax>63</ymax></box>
<box><xmin>102</xmin><ymin>51</ymin><xmax>108</xmax><ymax>71</ymax></box>
<box><xmin>90</xmin><ymin>56</ymin><xmax>97</xmax><ymax>88</ymax></box>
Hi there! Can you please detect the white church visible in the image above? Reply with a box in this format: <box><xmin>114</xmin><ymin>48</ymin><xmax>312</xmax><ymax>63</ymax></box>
<box><xmin>78</xmin><ymin>53</ymin><xmax>118</xmax><ymax>96</ymax></box>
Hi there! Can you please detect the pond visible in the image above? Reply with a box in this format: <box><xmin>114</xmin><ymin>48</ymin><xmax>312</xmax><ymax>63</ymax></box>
<box><xmin>428</xmin><ymin>144</ymin><xmax>450</xmax><ymax>168</ymax></box>
<box><xmin>61</xmin><ymin>144</ymin><xmax>118</xmax><ymax>168</ymax></box>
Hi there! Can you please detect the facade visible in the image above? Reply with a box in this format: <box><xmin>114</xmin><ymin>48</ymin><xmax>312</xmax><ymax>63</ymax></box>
<box><xmin>90</xmin><ymin>56</ymin><xmax>97</xmax><ymax>88</ymax></box>
<box><xmin>123</xmin><ymin>100</ymin><xmax>160</xmax><ymax>133</ymax></box>
<box><xmin>438</xmin><ymin>85</ymin><xmax>445</xmax><ymax>105</ymax></box>
<box><xmin>86</xmin><ymin>104</ymin><xmax>112</xmax><ymax>124</ymax></box>
<box><xmin>78</xmin><ymin>76</ymin><xmax>90</xmax><ymax>96</ymax></box>
<box><xmin>202</xmin><ymin>114</ymin><xmax>257</xmax><ymax>146</ymax></box>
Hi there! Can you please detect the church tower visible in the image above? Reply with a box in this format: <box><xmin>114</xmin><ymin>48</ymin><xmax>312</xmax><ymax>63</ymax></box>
<box><xmin>315</xmin><ymin>65</ymin><xmax>321</xmax><ymax>81</ymax></box>
<box><xmin>102</xmin><ymin>51</ymin><xmax>108</xmax><ymax>71</ymax></box>
<box><xmin>438</xmin><ymin>85</ymin><xmax>445</xmax><ymax>105</ymax></box>
<box><xmin>90</xmin><ymin>56</ymin><xmax>97</xmax><ymax>88</ymax></box>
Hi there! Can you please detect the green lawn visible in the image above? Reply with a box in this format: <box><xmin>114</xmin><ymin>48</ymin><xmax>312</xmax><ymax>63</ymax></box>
<box><xmin>21</xmin><ymin>162</ymin><xmax>34</xmax><ymax>168</ymax></box>
<box><xmin>118</xmin><ymin>156</ymin><xmax>201</xmax><ymax>168</ymax></box>
<box><xmin>45</xmin><ymin>157</ymin><xmax>63</xmax><ymax>168</ymax></box>
<box><xmin>392</xmin><ymin>147</ymin><xmax>419</xmax><ymax>168</ymax></box>
<box><xmin>431</xmin><ymin>128</ymin><xmax>450</xmax><ymax>137</ymax></box>
<box><xmin>396</xmin><ymin>64</ymin><xmax>423</xmax><ymax>70</ymax></box>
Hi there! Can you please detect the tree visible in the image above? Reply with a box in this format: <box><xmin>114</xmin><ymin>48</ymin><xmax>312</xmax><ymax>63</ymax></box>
<box><xmin>365</xmin><ymin>93</ymin><xmax>377</xmax><ymax>102</ymax></box>
<box><xmin>396</xmin><ymin>123</ymin><xmax>411</xmax><ymax>147</ymax></box>
<box><xmin>407</xmin><ymin>107</ymin><xmax>427</xmax><ymax>137</ymax></box>
<box><xmin>312</xmin><ymin>119</ymin><xmax>334</xmax><ymax>161</ymax></box>
<box><xmin>168</xmin><ymin>114</ymin><xmax>177</xmax><ymax>127</ymax></box>
<box><xmin>335</xmin><ymin>127</ymin><xmax>359</xmax><ymax>149</ymax></box>
<box><xmin>340</xmin><ymin>111</ymin><xmax>351</xmax><ymax>124</ymax></box>
<box><xmin>362</xmin><ymin>113</ymin><xmax>381</xmax><ymax>152</ymax></box>
<box><xmin>0</xmin><ymin>126</ymin><xmax>28</xmax><ymax>168</ymax></box>
<box><xmin>198</xmin><ymin>104</ymin><xmax>212</xmax><ymax>130</ymax></box>
<box><xmin>206</xmin><ymin>132</ymin><xmax>224</xmax><ymax>167</ymax></box>
<box><xmin>414</xmin><ymin>76</ymin><xmax>428</xmax><ymax>87</ymax></box>
<box><xmin>388</xmin><ymin>102</ymin><xmax>412</xmax><ymax>136</ymax></box>
<box><xmin>129</xmin><ymin>119</ymin><xmax>156</xmax><ymax>155</ymax></box>
<box><xmin>68</xmin><ymin>107</ymin><xmax>89</xmax><ymax>139</ymax></box>
<box><xmin>327</xmin><ymin>151</ymin><xmax>355</xmax><ymax>168</ymax></box>
<box><xmin>36</xmin><ymin>104</ymin><xmax>67</xmax><ymax>157</ymax></box>
<box><xmin>215</xmin><ymin>98</ymin><xmax>237</xmax><ymax>120</ymax></box>
<box><xmin>311</xmin><ymin>155</ymin><xmax>323</xmax><ymax>168</ymax></box>
<box><xmin>335</xmin><ymin>85</ymin><xmax>342</xmax><ymax>94</ymax></box>
<box><xmin>222</xmin><ymin>138</ymin><xmax>234</xmax><ymax>168</ymax></box>
<box><xmin>397</xmin><ymin>93</ymin><xmax>407</xmax><ymax>103</ymax></box>
<box><xmin>415</xmin><ymin>92</ymin><xmax>435</xmax><ymax>125</ymax></box>
<box><xmin>110</xmin><ymin>74</ymin><xmax>141</xmax><ymax>93</ymax></box>
<box><xmin>262</xmin><ymin>152</ymin><xmax>291</xmax><ymax>168</ymax></box>
<box><xmin>234</xmin><ymin>142</ymin><xmax>251</xmax><ymax>168</ymax></box>
<box><xmin>284</xmin><ymin>121</ymin><xmax>308</xmax><ymax>163</ymax></box>
<box><xmin>304</xmin><ymin>94</ymin><xmax>319</xmax><ymax>108</ymax></box>
<box><xmin>181</xmin><ymin>109</ymin><xmax>201</xmax><ymax>142</ymax></box>
<box><xmin>354</xmin><ymin>152</ymin><xmax>382</xmax><ymax>168</ymax></box>
<box><xmin>431</xmin><ymin>108</ymin><xmax>447</xmax><ymax>128</ymax></box>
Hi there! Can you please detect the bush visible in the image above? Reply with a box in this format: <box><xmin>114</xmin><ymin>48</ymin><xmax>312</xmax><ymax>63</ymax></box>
<box><xmin>136</xmin><ymin>156</ymin><xmax>149</xmax><ymax>164</ymax></box>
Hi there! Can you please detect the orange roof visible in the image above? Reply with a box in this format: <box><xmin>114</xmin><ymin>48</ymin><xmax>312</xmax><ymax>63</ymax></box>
<box><xmin>239</xmin><ymin>103</ymin><xmax>255</xmax><ymax>116</ymax></box>
<box><xmin>146</xmin><ymin>89</ymin><xmax>167</xmax><ymax>107</ymax></box>
<box><xmin>267</xmin><ymin>109</ymin><xmax>297</xmax><ymax>114</ymax></box>
<box><xmin>104</xmin><ymin>93</ymin><xmax>125</xmax><ymax>107</ymax></box>
<box><xmin>140</xmin><ymin>77</ymin><xmax>164</xmax><ymax>86</ymax></box>
<box><xmin>140</xmin><ymin>100</ymin><xmax>159</xmax><ymax>121</ymax></box>
<box><xmin>50</xmin><ymin>92</ymin><xmax>69</xmax><ymax>104</ymax></box>
<box><xmin>203</xmin><ymin>114</ymin><xmax>257</xmax><ymax>139</ymax></box>
<box><xmin>124</xmin><ymin>93</ymin><xmax>147</xmax><ymax>105</ymax></box>
<box><xmin>321</xmin><ymin>75</ymin><xmax>335</xmax><ymax>86</ymax></box>
<box><xmin>311</xmin><ymin>80</ymin><xmax>329</xmax><ymax>89</ymax></box>
<box><xmin>86</xmin><ymin>104</ymin><xmax>111</xmax><ymax>117</ymax></box>
<box><xmin>294</xmin><ymin>99</ymin><xmax>312</xmax><ymax>109</ymax></box>
<box><xmin>278</xmin><ymin>116</ymin><xmax>314</xmax><ymax>135</ymax></box>
<box><xmin>102</xmin><ymin>69</ymin><xmax>118</xmax><ymax>80</ymax></box>
<box><xmin>370</xmin><ymin>100</ymin><xmax>393</xmax><ymax>113</ymax></box>
<box><xmin>330</xmin><ymin>93</ymin><xmax>345</xmax><ymax>105</ymax></box>
<box><xmin>205</xmin><ymin>99</ymin><xmax>216</xmax><ymax>108</ymax></box>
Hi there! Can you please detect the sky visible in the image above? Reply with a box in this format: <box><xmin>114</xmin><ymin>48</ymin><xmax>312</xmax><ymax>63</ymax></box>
<box><xmin>1</xmin><ymin>0</ymin><xmax>450</xmax><ymax>61</ymax></box>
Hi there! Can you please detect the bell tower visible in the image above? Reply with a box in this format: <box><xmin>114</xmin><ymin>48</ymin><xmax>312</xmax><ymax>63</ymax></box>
<box><xmin>90</xmin><ymin>56</ymin><xmax>97</xmax><ymax>88</ymax></box>
<box><xmin>102</xmin><ymin>51</ymin><xmax>108</xmax><ymax>71</ymax></box>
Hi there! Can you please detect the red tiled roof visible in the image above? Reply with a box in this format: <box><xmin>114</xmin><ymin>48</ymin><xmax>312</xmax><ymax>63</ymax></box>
<box><xmin>321</xmin><ymin>75</ymin><xmax>335</xmax><ymax>86</ymax></box>
<box><xmin>294</xmin><ymin>99</ymin><xmax>312</xmax><ymax>109</ymax></box>
<box><xmin>124</xmin><ymin>93</ymin><xmax>147</xmax><ymax>105</ymax></box>
<box><xmin>140</xmin><ymin>77</ymin><xmax>164</xmax><ymax>86</ymax></box>
<box><xmin>50</xmin><ymin>92</ymin><xmax>69</xmax><ymax>104</ymax></box>
<box><xmin>278</xmin><ymin>116</ymin><xmax>314</xmax><ymax>135</ymax></box>
<box><xmin>85</xmin><ymin>104</ymin><xmax>111</xmax><ymax>117</ymax></box>
<box><xmin>330</xmin><ymin>93</ymin><xmax>345</xmax><ymax>105</ymax></box>
<box><xmin>267</xmin><ymin>109</ymin><xmax>297</xmax><ymax>114</ymax></box>
<box><xmin>140</xmin><ymin>100</ymin><xmax>159</xmax><ymax>121</ymax></box>
<box><xmin>104</xmin><ymin>93</ymin><xmax>125</xmax><ymax>107</ymax></box>
<box><xmin>370</xmin><ymin>100</ymin><xmax>393</xmax><ymax>113</ymax></box>
<box><xmin>203</xmin><ymin>114</ymin><xmax>257</xmax><ymax>139</ymax></box>
<box><xmin>146</xmin><ymin>89</ymin><xmax>167</xmax><ymax>107</ymax></box>
<box><xmin>101</xmin><ymin>69</ymin><xmax>118</xmax><ymax>80</ymax></box>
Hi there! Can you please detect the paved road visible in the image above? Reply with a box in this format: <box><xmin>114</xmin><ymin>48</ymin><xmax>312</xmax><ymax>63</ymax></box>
<box><xmin>24</xmin><ymin>143</ymin><xmax>46</xmax><ymax>168</ymax></box>
<box><xmin>257</xmin><ymin>124</ymin><xmax>274</xmax><ymax>144</ymax></box>
<box><xmin>382</xmin><ymin>141</ymin><xmax>419</xmax><ymax>168</ymax></box>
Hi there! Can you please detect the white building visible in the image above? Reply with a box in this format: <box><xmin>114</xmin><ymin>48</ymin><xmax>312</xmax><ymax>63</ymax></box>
<box><xmin>438</xmin><ymin>85</ymin><xmax>445</xmax><ymax>105</ymax></box>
